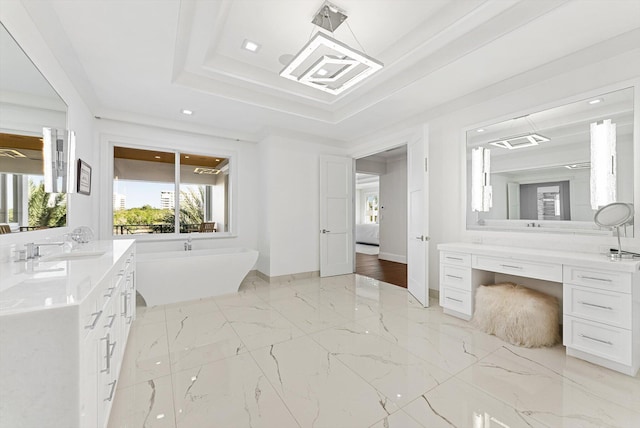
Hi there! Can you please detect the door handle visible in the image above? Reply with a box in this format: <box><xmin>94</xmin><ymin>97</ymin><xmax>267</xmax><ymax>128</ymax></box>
<box><xmin>415</xmin><ymin>235</ymin><xmax>430</xmax><ymax>241</ymax></box>
<box><xmin>321</xmin><ymin>229</ymin><xmax>331</xmax><ymax>234</ymax></box>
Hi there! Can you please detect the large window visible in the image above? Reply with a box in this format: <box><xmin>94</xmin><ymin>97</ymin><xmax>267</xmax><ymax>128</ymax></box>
<box><xmin>112</xmin><ymin>146</ymin><xmax>230</xmax><ymax>236</ymax></box>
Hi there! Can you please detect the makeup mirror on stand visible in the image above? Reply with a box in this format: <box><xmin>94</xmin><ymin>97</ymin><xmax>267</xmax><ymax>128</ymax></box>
<box><xmin>594</xmin><ymin>202</ymin><xmax>636</xmax><ymax>260</ymax></box>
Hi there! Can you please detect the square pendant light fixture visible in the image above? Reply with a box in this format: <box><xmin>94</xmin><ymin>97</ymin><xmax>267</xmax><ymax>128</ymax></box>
<box><xmin>489</xmin><ymin>133</ymin><xmax>550</xmax><ymax>150</ymax></box>
<box><xmin>564</xmin><ymin>162</ymin><xmax>591</xmax><ymax>170</ymax></box>
<box><xmin>280</xmin><ymin>3</ymin><xmax>383</xmax><ymax>95</ymax></box>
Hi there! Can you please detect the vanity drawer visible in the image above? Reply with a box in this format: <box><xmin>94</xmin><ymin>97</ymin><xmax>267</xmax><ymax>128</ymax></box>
<box><xmin>563</xmin><ymin>284</ymin><xmax>631</xmax><ymax>329</ymax></box>
<box><xmin>563</xmin><ymin>266</ymin><xmax>632</xmax><ymax>293</ymax></box>
<box><xmin>440</xmin><ymin>265</ymin><xmax>471</xmax><ymax>291</ymax></box>
<box><xmin>440</xmin><ymin>251</ymin><xmax>471</xmax><ymax>267</ymax></box>
<box><xmin>440</xmin><ymin>286</ymin><xmax>472</xmax><ymax>316</ymax></box>
<box><xmin>563</xmin><ymin>316</ymin><xmax>632</xmax><ymax>366</ymax></box>
<box><xmin>472</xmin><ymin>255</ymin><xmax>562</xmax><ymax>282</ymax></box>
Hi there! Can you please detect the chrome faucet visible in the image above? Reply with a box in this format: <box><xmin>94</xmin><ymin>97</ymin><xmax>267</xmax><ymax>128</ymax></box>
<box><xmin>184</xmin><ymin>236</ymin><xmax>192</xmax><ymax>251</ymax></box>
<box><xmin>24</xmin><ymin>242</ymin><xmax>65</xmax><ymax>259</ymax></box>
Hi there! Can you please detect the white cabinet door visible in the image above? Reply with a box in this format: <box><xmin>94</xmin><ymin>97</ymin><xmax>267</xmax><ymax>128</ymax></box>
<box><xmin>319</xmin><ymin>155</ymin><xmax>354</xmax><ymax>277</ymax></box>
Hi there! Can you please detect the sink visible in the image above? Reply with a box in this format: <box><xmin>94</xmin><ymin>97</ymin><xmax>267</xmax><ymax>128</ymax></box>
<box><xmin>41</xmin><ymin>251</ymin><xmax>106</xmax><ymax>261</ymax></box>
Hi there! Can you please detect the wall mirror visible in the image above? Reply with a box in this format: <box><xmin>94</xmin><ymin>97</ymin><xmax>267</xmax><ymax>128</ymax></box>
<box><xmin>466</xmin><ymin>87</ymin><xmax>634</xmax><ymax>235</ymax></box>
<box><xmin>0</xmin><ymin>23</ymin><xmax>68</xmax><ymax>233</ymax></box>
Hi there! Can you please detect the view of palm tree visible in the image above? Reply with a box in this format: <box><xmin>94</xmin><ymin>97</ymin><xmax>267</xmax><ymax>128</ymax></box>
<box><xmin>113</xmin><ymin>185</ymin><xmax>205</xmax><ymax>234</ymax></box>
<box><xmin>28</xmin><ymin>180</ymin><xmax>66</xmax><ymax>228</ymax></box>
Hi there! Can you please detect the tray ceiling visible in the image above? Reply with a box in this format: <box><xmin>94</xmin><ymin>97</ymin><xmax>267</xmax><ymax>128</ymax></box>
<box><xmin>11</xmin><ymin>0</ymin><xmax>640</xmax><ymax>144</ymax></box>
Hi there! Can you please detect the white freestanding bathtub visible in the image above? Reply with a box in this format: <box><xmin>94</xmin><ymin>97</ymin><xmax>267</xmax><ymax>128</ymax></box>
<box><xmin>136</xmin><ymin>247</ymin><xmax>258</xmax><ymax>306</ymax></box>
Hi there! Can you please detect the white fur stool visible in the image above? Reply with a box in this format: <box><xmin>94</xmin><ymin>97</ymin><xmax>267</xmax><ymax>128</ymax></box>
<box><xmin>473</xmin><ymin>282</ymin><xmax>560</xmax><ymax>348</ymax></box>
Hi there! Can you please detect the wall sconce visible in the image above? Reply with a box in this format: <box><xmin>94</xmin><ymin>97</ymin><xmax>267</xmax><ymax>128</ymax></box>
<box><xmin>471</xmin><ymin>147</ymin><xmax>492</xmax><ymax>212</ymax></box>
<box><xmin>43</xmin><ymin>128</ymin><xmax>76</xmax><ymax>193</ymax></box>
<box><xmin>590</xmin><ymin>119</ymin><xmax>616</xmax><ymax>210</ymax></box>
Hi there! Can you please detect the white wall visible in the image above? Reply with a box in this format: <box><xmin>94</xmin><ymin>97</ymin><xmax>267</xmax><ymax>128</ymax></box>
<box><xmin>379</xmin><ymin>157</ymin><xmax>407</xmax><ymax>263</ymax></box>
<box><xmin>258</xmin><ymin>135</ymin><xmax>346</xmax><ymax>277</ymax></box>
<box><xmin>0</xmin><ymin>2</ymin><xmax>96</xmax><ymax>256</ymax></box>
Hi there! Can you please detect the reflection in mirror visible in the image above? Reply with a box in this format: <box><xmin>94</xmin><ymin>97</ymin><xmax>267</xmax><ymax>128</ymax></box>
<box><xmin>43</xmin><ymin>128</ymin><xmax>76</xmax><ymax>194</ymax></box>
<box><xmin>112</xmin><ymin>147</ymin><xmax>230</xmax><ymax>235</ymax></box>
<box><xmin>467</xmin><ymin>87</ymin><xmax>634</xmax><ymax>235</ymax></box>
<box><xmin>594</xmin><ymin>202</ymin><xmax>635</xmax><ymax>259</ymax></box>
<box><xmin>0</xmin><ymin>23</ymin><xmax>67</xmax><ymax>233</ymax></box>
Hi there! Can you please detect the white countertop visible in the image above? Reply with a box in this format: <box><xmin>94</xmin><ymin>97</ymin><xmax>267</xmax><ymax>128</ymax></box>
<box><xmin>0</xmin><ymin>240</ymin><xmax>135</xmax><ymax>315</ymax></box>
<box><xmin>437</xmin><ymin>242</ymin><xmax>640</xmax><ymax>273</ymax></box>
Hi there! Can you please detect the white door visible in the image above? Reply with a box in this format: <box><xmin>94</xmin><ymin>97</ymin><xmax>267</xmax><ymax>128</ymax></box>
<box><xmin>407</xmin><ymin>126</ymin><xmax>430</xmax><ymax>306</ymax></box>
<box><xmin>320</xmin><ymin>155</ymin><xmax>354</xmax><ymax>277</ymax></box>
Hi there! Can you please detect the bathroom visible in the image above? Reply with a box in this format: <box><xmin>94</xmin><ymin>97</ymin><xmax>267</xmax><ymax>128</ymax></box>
<box><xmin>1</xmin><ymin>1</ymin><xmax>640</xmax><ymax>427</ymax></box>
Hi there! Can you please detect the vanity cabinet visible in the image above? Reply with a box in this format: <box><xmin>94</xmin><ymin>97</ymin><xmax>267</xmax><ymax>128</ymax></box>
<box><xmin>437</xmin><ymin>243</ymin><xmax>640</xmax><ymax>376</ymax></box>
<box><xmin>563</xmin><ymin>266</ymin><xmax>638</xmax><ymax>375</ymax></box>
<box><xmin>439</xmin><ymin>250</ymin><xmax>493</xmax><ymax>320</ymax></box>
<box><xmin>0</xmin><ymin>240</ymin><xmax>136</xmax><ymax>428</ymax></box>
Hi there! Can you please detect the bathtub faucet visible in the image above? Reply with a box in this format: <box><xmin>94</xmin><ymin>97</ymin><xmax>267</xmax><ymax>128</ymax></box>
<box><xmin>24</xmin><ymin>241</ymin><xmax>65</xmax><ymax>259</ymax></box>
<box><xmin>184</xmin><ymin>236</ymin><xmax>192</xmax><ymax>251</ymax></box>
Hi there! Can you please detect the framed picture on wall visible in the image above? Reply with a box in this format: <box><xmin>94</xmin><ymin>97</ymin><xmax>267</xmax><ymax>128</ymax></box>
<box><xmin>77</xmin><ymin>159</ymin><xmax>92</xmax><ymax>195</ymax></box>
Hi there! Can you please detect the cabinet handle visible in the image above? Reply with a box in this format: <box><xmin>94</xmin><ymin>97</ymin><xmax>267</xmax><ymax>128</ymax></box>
<box><xmin>104</xmin><ymin>287</ymin><xmax>115</xmax><ymax>298</ymax></box>
<box><xmin>579</xmin><ymin>334</ymin><xmax>612</xmax><ymax>346</ymax></box>
<box><xmin>101</xmin><ymin>334</ymin><xmax>111</xmax><ymax>374</ymax></box>
<box><xmin>446</xmin><ymin>296</ymin><xmax>463</xmax><ymax>303</ymax></box>
<box><xmin>109</xmin><ymin>340</ymin><xmax>117</xmax><ymax>359</ymax></box>
<box><xmin>446</xmin><ymin>256</ymin><xmax>463</xmax><ymax>261</ymax></box>
<box><xmin>126</xmin><ymin>291</ymin><xmax>133</xmax><ymax>324</ymax></box>
<box><xmin>500</xmin><ymin>264</ymin><xmax>523</xmax><ymax>270</ymax></box>
<box><xmin>446</xmin><ymin>274</ymin><xmax>463</xmax><ymax>280</ymax></box>
<box><xmin>105</xmin><ymin>314</ymin><xmax>117</xmax><ymax>328</ymax></box>
<box><xmin>578</xmin><ymin>301</ymin><xmax>613</xmax><ymax>311</ymax></box>
<box><xmin>577</xmin><ymin>275</ymin><xmax>612</xmax><ymax>283</ymax></box>
<box><xmin>121</xmin><ymin>291</ymin><xmax>128</xmax><ymax>317</ymax></box>
<box><xmin>85</xmin><ymin>311</ymin><xmax>103</xmax><ymax>330</ymax></box>
<box><xmin>104</xmin><ymin>380</ymin><xmax>117</xmax><ymax>402</ymax></box>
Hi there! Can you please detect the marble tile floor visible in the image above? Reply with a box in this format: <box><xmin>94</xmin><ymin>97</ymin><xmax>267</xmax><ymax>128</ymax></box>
<box><xmin>108</xmin><ymin>274</ymin><xmax>640</xmax><ymax>428</ymax></box>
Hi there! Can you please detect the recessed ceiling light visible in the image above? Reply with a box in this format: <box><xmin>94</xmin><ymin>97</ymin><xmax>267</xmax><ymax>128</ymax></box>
<box><xmin>242</xmin><ymin>39</ymin><xmax>260</xmax><ymax>53</ymax></box>
<box><xmin>477</xmin><ymin>128</ymin><xmax>485</xmax><ymax>133</ymax></box>
<box><xmin>184</xmin><ymin>155</ymin><xmax>190</xmax><ymax>159</ymax></box>
<box><xmin>181</xmin><ymin>109</ymin><xmax>193</xmax><ymax>115</ymax></box>
<box><xmin>588</xmin><ymin>98</ymin><xmax>603</xmax><ymax>105</ymax></box>
<box><xmin>317</xmin><ymin>68</ymin><xmax>329</xmax><ymax>76</ymax></box>
<box><xmin>154</xmin><ymin>155</ymin><xmax>161</xmax><ymax>159</ymax></box>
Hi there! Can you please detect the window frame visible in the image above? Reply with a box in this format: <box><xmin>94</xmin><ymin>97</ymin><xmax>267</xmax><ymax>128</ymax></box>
<box><xmin>362</xmin><ymin>191</ymin><xmax>379</xmax><ymax>224</ymax></box>
<box><xmin>102</xmin><ymin>136</ymin><xmax>237</xmax><ymax>241</ymax></box>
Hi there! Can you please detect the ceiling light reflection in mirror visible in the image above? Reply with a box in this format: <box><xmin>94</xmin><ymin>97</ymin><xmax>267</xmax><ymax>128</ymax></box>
<box><xmin>0</xmin><ymin>23</ymin><xmax>68</xmax><ymax>234</ymax></box>
<box><xmin>466</xmin><ymin>87</ymin><xmax>634</xmax><ymax>235</ymax></box>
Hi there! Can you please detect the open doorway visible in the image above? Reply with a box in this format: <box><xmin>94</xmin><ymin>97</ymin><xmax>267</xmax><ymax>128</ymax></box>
<box><xmin>354</xmin><ymin>146</ymin><xmax>408</xmax><ymax>288</ymax></box>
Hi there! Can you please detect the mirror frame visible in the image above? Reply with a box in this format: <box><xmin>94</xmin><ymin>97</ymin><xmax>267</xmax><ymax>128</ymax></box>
<box><xmin>462</xmin><ymin>81</ymin><xmax>640</xmax><ymax>237</ymax></box>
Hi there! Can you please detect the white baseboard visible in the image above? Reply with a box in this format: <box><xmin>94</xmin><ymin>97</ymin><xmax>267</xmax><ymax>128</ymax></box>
<box><xmin>378</xmin><ymin>252</ymin><xmax>407</xmax><ymax>264</ymax></box>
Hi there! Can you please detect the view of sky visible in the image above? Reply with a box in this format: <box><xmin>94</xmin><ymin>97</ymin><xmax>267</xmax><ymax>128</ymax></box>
<box><xmin>114</xmin><ymin>180</ymin><xmax>200</xmax><ymax>209</ymax></box>
<box><xmin>114</xmin><ymin>179</ymin><xmax>173</xmax><ymax>208</ymax></box>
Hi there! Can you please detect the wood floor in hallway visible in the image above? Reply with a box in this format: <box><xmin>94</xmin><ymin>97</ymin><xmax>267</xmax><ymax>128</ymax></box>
<box><xmin>355</xmin><ymin>252</ymin><xmax>407</xmax><ymax>288</ymax></box>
